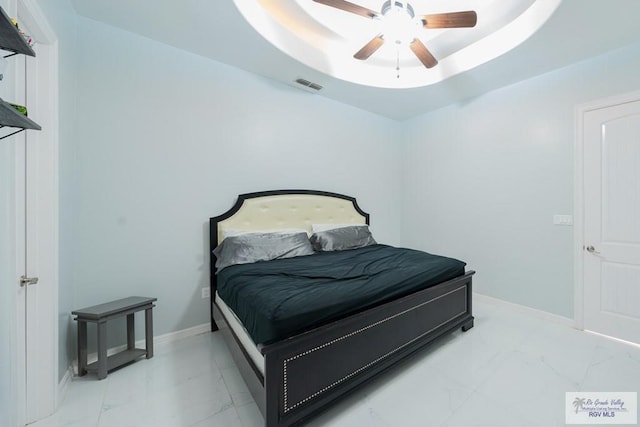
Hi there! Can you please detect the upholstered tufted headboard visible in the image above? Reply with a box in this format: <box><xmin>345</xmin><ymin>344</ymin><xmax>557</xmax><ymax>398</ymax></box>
<box><xmin>208</xmin><ymin>190</ymin><xmax>370</xmax><ymax>329</ymax></box>
<box><xmin>214</xmin><ymin>195</ymin><xmax>368</xmax><ymax>245</ymax></box>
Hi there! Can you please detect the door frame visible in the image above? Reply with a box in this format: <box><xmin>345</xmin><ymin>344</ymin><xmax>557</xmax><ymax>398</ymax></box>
<box><xmin>574</xmin><ymin>89</ymin><xmax>640</xmax><ymax>331</ymax></box>
<box><xmin>13</xmin><ymin>0</ymin><xmax>59</xmax><ymax>424</ymax></box>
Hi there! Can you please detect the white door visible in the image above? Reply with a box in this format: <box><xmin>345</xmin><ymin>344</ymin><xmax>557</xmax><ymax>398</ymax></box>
<box><xmin>583</xmin><ymin>97</ymin><xmax>640</xmax><ymax>345</ymax></box>
<box><xmin>12</xmin><ymin>1</ymin><xmax>59</xmax><ymax>424</ymax></box>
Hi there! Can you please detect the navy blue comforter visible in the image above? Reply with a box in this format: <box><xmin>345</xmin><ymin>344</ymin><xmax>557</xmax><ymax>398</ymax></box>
<box><xmin>217</xmin><ymin>244</ymin><xmax>466</xmax><ymax>344</ymax></box>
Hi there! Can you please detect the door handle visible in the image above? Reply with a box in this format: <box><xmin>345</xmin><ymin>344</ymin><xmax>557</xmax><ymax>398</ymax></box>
<box><xmin>20</xmin><ymin>276</ymin><xmax>39</xmax><ymax>287</ymax></box>
<box><xmin>585</xmin><ymin>245</ymin><xmax>600</xmax><ymax>254</ymax></box>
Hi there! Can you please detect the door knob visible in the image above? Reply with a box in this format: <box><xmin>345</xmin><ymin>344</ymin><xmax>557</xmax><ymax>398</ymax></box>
<box><xmin>585</xmin><ymin>245</ymin><xmax>600</xmax><ymax>254</ymax></box>
<box><xmin>19</xmin><ymin>276</ymin><xmax>39</xmax><ymax>287</ymax></box>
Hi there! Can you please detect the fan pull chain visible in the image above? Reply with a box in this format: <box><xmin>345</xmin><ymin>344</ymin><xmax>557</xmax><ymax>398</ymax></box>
<box><xmin>396</xmin><ymin>45</ymin><xmax>400</xmax><ymax>78</ymax></box>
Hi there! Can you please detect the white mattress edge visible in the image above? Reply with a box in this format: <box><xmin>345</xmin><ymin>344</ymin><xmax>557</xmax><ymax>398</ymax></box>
<box><xmin>215</xmin><ymin>291</ymin><xmax>265</xmax><ymax>375</ymax></box>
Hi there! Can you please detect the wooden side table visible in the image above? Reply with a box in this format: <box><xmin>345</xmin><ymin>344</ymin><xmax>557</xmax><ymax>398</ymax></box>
<box><xmin>72</xmin><ymin>296</ymin><xmax>157</xmax><ymax>380</ymax></box>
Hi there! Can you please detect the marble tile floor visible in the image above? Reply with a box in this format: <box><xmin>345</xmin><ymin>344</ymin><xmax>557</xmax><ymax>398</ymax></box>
<box><xmin>32</xmin><ymin>299</ymin><xmax>640</xmax><ymax>427</ymax></box>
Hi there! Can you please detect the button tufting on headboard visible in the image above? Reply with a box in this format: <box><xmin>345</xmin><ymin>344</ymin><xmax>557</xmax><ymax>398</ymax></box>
<box><xmin>216</xmin><ymin>194</ymin><xmax>368</xmax><ymax>244</ymax></box>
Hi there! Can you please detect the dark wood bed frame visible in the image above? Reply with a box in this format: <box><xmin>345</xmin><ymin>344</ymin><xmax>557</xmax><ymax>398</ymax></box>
<box><xmin>209</xmin><ymin>190</ymin><xmax>474</xmax><ymax>427</ymax></box>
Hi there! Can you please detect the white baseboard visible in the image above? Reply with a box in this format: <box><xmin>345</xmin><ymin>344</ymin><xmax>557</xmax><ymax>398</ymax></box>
<box><xmin>72</xmin><ymin>322</ymin><xmax>211</xmax><ymax>375</ymax></box>
<box><xmin>57</xmin><ymin>365</ymin><xmax>73</xmax><ymax>405</ymax></box>
<box><xmin>154</xmin><ymin>322</ymin><xmax>211</xmax><ymax>346</ymax></box>
<box><xmin>473</xmin><ymin>292</ymin><xmax>576</xmax><ymax>328</ymax></box>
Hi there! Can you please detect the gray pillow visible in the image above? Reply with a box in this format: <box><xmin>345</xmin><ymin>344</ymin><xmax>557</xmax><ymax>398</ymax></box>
<box><xmin>213</xmin><ymin>232</ymin><xmax>314</xmax><ymax>272</ymax></box>
<box><xmin>310</xmin><ymin>225</ymin><xmax>377</xmax><ymax>252</ymax></box>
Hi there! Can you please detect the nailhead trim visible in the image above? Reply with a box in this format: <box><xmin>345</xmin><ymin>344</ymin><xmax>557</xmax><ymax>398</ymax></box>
<box><xmin>283</xmin><ymin>286</ymin><xmax>467</xmax><ymax>412</ymax></box>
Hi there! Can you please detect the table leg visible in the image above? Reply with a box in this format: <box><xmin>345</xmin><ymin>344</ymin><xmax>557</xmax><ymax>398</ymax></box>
<box><xmin>145</xmin><ymin>307</ymin><xmax>154</xmax><ymax>359</ymax></box>
<box><xmin>77</xmin><ymin>320</ymin><xmax>87</xmax><ymax>376</ymax></box>
<box><xmin>127</xmin><ymin>313</ymin><xmax>135</xmax><ymax>350</ymax></box>
<box><xmin>97</xmin><ymin>321</ymin><xmax>108</xmax><ymax>380</ymax></box>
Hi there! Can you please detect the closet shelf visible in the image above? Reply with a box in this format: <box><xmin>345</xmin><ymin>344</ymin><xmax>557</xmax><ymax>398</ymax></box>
<box><xmin>0</xmin><ymin>98</ymin><xmax>40</xmax><ymax>130</ymax></box>
<box><xmin>0</xmin><ymin>6</ymin><xmax>35</xmax><ymax>57</ymax></box>
<box><xmin>0</xmin><ymin>5</ymin><xmax>40</xmax><ymax>140</ymax></box>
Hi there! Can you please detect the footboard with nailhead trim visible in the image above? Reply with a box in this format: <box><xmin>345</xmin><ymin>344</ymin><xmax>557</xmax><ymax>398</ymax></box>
<box><xmin>260</xmin><ymin>271</ymin><xmax>474</xmax><ymax>427</ymax></box>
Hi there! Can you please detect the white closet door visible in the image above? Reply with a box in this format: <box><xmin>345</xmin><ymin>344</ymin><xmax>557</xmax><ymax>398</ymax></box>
<box><xmin>12</xmin><ymin>2</ymin><xmax>60</xmax><ymax>422</ymax></box>
<box><xmin>583</xmin><ymin>98</ymin><xmax>640</xmax><ymax>345</ymax></box>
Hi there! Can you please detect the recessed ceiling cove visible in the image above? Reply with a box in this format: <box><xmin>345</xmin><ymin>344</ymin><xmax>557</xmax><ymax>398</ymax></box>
<box><xmin>234</xmin><ymin>0</ymin><xmax>561</xmax><ymax>88</ymax></box>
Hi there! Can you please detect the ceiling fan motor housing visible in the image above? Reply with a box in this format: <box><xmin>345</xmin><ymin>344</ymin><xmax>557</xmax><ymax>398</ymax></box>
<box><xmin>381</xmin><ymin>0</ymin><xmax>415</xmax><ymax>18</ymax></box>
<box><xmin>381</xmin><ymin>0</ymin><xmax>419</xmax><ymax>45</ymax></box>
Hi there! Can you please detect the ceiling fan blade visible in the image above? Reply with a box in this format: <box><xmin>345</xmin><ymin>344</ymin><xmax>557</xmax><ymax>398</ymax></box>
<box><xmin>354</xmin><ymin>34</ymin><xmax>385</xmax><ymax>60</ymax></box>
<box><xmin>313</xmin><ymin>0</ymin><xmax>379</xmax><ymax>19</ymax></box>
<box><xmin>409</xmin><ymin>39</ymin><xmax>438</xmax><ymax>69</ymax></box>
<box><xmin>421</xmin><ymin>11</ymin><xmax>477</xmax><ymax>28</ymax></box>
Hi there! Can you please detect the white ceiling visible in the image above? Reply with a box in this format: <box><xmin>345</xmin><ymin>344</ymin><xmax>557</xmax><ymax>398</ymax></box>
<box><xmin>70</xmin><ymin>0</ymin><xmax>640</xmax><ymax>120</ymax></box>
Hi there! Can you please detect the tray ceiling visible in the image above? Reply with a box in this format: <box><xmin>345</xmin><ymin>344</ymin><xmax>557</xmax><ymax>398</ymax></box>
<box><xmin>71</xmin><ymin>0</ymin><xmax>640</xmax><ymax>119</ymax></box>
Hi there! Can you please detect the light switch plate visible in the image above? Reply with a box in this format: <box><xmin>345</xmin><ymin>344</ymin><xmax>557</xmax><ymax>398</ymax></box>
<box><xmin>553</xmin><ymin>214</ymin><xmax>573</xmax><ymax>226</ymax></box>
<box><xmin>201</xmin><ymin>287</ymin><xmax>210</xmax><ymax>299</ymax></box>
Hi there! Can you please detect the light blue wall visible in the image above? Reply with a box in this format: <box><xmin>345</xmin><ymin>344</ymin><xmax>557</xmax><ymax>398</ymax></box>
<box><xmin>65</xmin><ymin>16</ymin><xmax>403</xmax><ymax>350</ymax></box>
<box><xmin>403</xmin><ymin>41</ymin><xmax>640</xmax><ymax>318</ymax></box>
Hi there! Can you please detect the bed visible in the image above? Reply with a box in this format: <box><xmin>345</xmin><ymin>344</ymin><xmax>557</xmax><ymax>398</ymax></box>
<box><xmin>209</xmin><ymin>190</ymin><xmax>475</xmax><ymax>427</ymax></box>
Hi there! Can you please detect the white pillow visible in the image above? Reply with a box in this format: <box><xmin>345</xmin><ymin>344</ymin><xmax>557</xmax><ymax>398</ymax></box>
<box><xmin>222</xmin><ymin>228</ymin><xmax>310</xmax><ymax>240</ymax></box>
<box><xmin>311</xmin><ymin>223</ymin><xmax>367</xmax><ymax>233</ymax></box>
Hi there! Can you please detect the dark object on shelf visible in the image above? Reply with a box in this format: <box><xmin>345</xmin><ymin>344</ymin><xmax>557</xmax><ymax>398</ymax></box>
<box><xmin>0</xmin><ymin>6</ymin><xmax>35</xmax><ymax>57</ymax></box>
<box><xmin>9</xmin><ymin>102</ymin><xmax>27</xmax><ymax>115</ymax></box>
<box><xmin>72</xmin><ymin>296</ymin><xmax>157</xmax><ymax>380</ymax></box>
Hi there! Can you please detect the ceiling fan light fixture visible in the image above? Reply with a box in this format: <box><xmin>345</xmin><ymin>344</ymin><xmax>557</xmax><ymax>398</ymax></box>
<box><xmin>380</xmin><ymin>0</ymin><xmax>419</xmax><ymax>45</ymax></box>
<box><xmin>237</xmin><ymin>0</ymin><xmax>561</xmax><ymax>88</ymax></box>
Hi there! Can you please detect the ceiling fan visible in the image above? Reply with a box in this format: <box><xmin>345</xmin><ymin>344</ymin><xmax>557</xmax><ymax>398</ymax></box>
<box><xmin>312</xmin><ymin>0</ymin><xmax>477</xmax><ymax>69</ymax></box>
